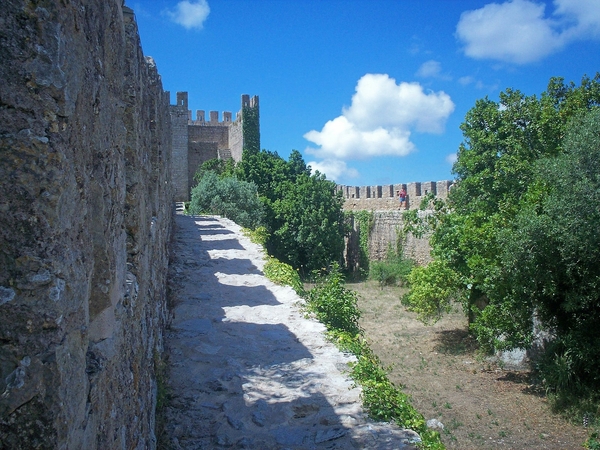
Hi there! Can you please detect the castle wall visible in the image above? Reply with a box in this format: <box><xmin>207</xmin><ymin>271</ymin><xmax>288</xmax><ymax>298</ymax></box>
<box><xmin>228</xmin><ymin>120</ymin><xmax>244</xmax><ymax>162</ymax></box>
<box><xmin>187</xmin><ymin>125</ymin><xmax>229</xmax><ymax>186</ymax></box>
<box><xmin>0</xmin><ymin>3</ymin><xmax>172</xmax><ymax>448</ymax></box>
<box><xmin>170</xmin><ymin>94</ymin><xmax>259</xmax><ymax>200</ymax></box>
<box><xmin>339</xmin><ymin>180</ymin><xmax>452</xmax><ymax>211</ymax></box>
<box><xmin>171</xmin><ymin>104</ymin><xmax>189</xmax><ymax>202</ymax></box>
<box><xmin>341</xmin><ymin>180</ymin><xmax>452</xmax><ymax>269</ymax></box>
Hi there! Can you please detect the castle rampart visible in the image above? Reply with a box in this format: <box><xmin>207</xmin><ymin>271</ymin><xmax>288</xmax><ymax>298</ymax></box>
<box><xmin>338</xmin><ymin>180</ymin><xmax>453</xmax><ymax>211</ymax></box>
<box><xmin>169</xmin><ymin>93</ymin><xmax>259</xmax><ymax>202</ymax></box>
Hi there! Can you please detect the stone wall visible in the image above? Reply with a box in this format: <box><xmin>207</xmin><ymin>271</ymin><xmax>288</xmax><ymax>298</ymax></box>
<box><xmin>341</xmin><ymin>181</ymin><xmax>452</xmax><ymax>269</ymax></box>
<box><xmin>339</xmin><ymin>180</ymin><xmax>452</xmax><ymax>211</ymax></box>
<box><xmin>0</xmin><ymin>2</ymin><xmax>172</xmax><ymax>449</ymax></box>
<box><xmin>345</xmin><ymin>211</ymin><xmax>433</xmax><ymax>272</ymax></box>
<box><xmin>171</xmin><ymin>97</ymin><xmax>190</xmax><ymax>202</ymax></box>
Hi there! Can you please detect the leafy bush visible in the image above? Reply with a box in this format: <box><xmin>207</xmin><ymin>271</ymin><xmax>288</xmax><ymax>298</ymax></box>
<box><xmin>304</xmin><ymin>263</ymin><xmax>361</xmax><ymax>336</ymax></box>
<box><xmin>303</xmin><ymin>266</ymin><xmax>445</xmax><ymax>449</ymax></box>
<box><xmin>189</xmin><ymin>172</ymin><xmax>264</xmax><ymax>229</ymax></box>
<box><xmin>369</xmin><ymin>248</ymin><xmax>414</xmax><ymax>288</ymax></box>
<box><xmin>243</xmin><ymin>226</ymin><xmax>269</xmax><ymax>246</ymax></box>
<box><xmin>263</xmin><ymin>257</ymin><xmax>304</xmax><ymax>296</ymax></box>
<box><xmin>402</xmin><ymin>260</ymin><xmax>464</xmax><ymax>324</ymax></box>
<box><xmin>237</xmin><ymin>149</ymin><xmax>345</xmax><ymax>273</ymax></box>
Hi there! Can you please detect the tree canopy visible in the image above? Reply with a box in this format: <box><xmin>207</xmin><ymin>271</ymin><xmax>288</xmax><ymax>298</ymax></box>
<box><xmin>192</xmin><ymin>148</ymin><xmax>345</xmax><ymax>274</ymax></box>
<box><xmin>405</xmin><ymin>74</ymin><xmax>600</xmax><ymax>393</ymax></box>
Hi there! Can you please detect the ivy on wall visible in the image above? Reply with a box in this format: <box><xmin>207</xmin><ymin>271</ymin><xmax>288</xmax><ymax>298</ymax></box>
<box><xmin>242</xmin><ymin>104</ymin><xmax>260</xmax><ymax>153</ymax></box>
<box><xmin>345</xmin><ymin>210</ymin><xmax>374</xmax><ymax>277</ymax></box>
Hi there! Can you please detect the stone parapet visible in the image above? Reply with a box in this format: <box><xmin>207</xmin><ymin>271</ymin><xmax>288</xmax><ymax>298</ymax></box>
<box><xmin>338</xmin><ymin>180</ymin><xmax>453</xmax><ymax>211</ymax></box>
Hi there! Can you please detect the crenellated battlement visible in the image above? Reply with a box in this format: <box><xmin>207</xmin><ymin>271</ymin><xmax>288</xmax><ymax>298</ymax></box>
<box><xmin>189</xmin><ymin>109</ymin><xmax>235</xmax><ymax>126</ymax></box>
<box><xmin>337</xmin><ymin>180</ymin><xmax>454</xmax><ymax>211</ymax></box>
<box><xmin>169</xmin><ymin>92</ymin><xmax>260</xmax><ymax>201</ymax></box>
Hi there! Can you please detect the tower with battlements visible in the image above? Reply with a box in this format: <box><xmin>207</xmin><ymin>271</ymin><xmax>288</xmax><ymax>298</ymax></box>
<box><xmin>169</xmin><ymin>93</ymin><xmax>259</xmax><ymax>201</ymax></box>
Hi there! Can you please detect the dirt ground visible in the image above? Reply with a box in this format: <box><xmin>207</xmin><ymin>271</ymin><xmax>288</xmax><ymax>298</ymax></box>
<box><xmin>350</xmin><ymin>280</ymin><xmax>588</xmax><ymax>450</ymax></box>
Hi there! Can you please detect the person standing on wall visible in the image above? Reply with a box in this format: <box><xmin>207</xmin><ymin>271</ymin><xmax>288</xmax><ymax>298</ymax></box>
<box><xmin>398</xmin><ymin>187</ymin><xmax>407</xmax><ymax>209</ymax></box>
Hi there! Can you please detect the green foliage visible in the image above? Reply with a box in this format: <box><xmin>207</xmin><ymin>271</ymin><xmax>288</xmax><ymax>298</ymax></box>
<box><xmin>369</xmin><ymin>245</ymin><xmax>414</xmax><ymax>288</ymax></box>
<box><xmin>263</xmin><ymin>256</ymin><xmax>304</xmax><ymax>296</ymax></box>
<box><xmin>271</xmin><ymin>173</ymin><xmax>345</xmax><ymax>273</ymax></box>
<box><xmin>193</xmin><ymin>158</ymin><xmax>236</xmax><ymax>185</ymax></box>
<box><xmin>584</xmin><ymin>433</ymin><xmax>600</xmax><ymax>450</ymax></box>
<box><xmin>303</xmin><ymin>268</ymin><xmax>445</xmax><ymax>449</ymax></box>
<box><xmin>402</xmin><ymin>260</ymin><xmax>464</xmax><ymax>324</ymax></box>
<box><xmin>304</xmin><ymin>263</ymin><xmax>361</xmax><ymax>336</ymax></box>
<box><xmin>498</xmin><ymin>108</ymin><xmax>600</xmax><ymax>388</ymax></box>
<box><xmin>242</xmin><ymin>226</ymin><xmax>269</xmax><ymax>246</ymax></box>
<box><xmin>189</xmin><ymin>171</ymin><xmax>265</xmax><ymax>229</ymax></box>
<box><xmin>237</xmin><ymin>149</ymin><xmax>344</xmax><ymax>273</ymax></box>
<box><xmin>242</xmin><ymin>103</ymin><xmax>260</xmax><ymax>154</ymax></box>
<box><xmin>345</xmin><ymin>210</ymin><xmax>374</xmax><ymax>277</ymax></box>
<box><xmin>401</xmin><ymin>75</ymin><xmax>600</xmax><ymax>443</ymax></box>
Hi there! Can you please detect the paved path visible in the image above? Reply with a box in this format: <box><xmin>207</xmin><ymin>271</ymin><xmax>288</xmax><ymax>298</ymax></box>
<box><xmin>163</xmin><ymin>210</ymin><xmax>419</xmax><ymax>449</ymax></box>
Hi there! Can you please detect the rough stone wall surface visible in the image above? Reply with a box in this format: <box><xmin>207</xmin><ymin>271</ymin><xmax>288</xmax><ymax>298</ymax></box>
<box><xmin>187</xmin><ymin>141</ymin><xmax>218</xmax><ymax>186</ymax></box>
<box><xmin>368</xmin><ymin>212</ymin><xmax>433</xmax><ymax>265</ymax></box>
<box><xmin>170</xmin><ymin>105</ymin><xmax>189</xmax><ymax>202</ymax></box>
<box><xmin>0</xmin><ymin>2</ymin><xmax>172</xmax><ymax>449</ymax></box>
<box><xmin>228</xmin><ymin>120</ymin><xmax>243</xmax><ymax>162</ymax></box>
<box><xmin>345</xmin><ymin>212</ymin><xmax>433</xmax><ymax>269</ymax></box>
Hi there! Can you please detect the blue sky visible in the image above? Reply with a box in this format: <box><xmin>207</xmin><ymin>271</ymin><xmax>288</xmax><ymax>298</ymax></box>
<box><xmin>131</xmin><ymin>0</ymin><xmax>600</xmax><ymax>186</ymax></box>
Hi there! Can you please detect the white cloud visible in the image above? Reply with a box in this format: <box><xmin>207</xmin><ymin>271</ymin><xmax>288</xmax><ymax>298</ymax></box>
<box><xmin>416</xmin><ymin>60</ymin><xmax>451</xmax><ymax>80</ymax></box>
<box><xmin>416</xmin><ymin>60</ymin><xmax>443</xmax><ymax>78</ymax></box>
<box><xmin>456</xmin><ymin>0</ymin><xmax>600</xmax><ymax>64</ymax></box>
<box><xmin>304</xmin><ymin>74</ymin><xmax>455</xmax><ymax>161</ymax></box>
<box><xmin>446</xmin><ymin>153</ymin><xmax>458</xmax><ymax>164</ymax></box>
<box><xmin>307</xmin><ymin>159</ymin><xmax>359</xmax><ymax>182</ymax></box>
<box><xmin>555</xmin><ymin>0</ymin><xmax>600</xmax><ymax>37</ymax></box>
<box><xmin>166</xmin><ymin>0</ymin><xmax>210</xmax><ymax>30</ymax></box>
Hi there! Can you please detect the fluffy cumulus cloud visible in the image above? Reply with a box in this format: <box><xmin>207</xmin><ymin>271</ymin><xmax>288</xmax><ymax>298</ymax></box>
<box><xmin>307</xmin><ymin>159</ymin><xmax>359</xmax><ymax>181</ymax></box>
<box><xmin>304</xmin><ymin>74</ymin><xmax>455</xmax><ymax>165</ymax></box>
<box><xmin>166</xmin><ymin>0</ymin><xmax>210</xmax><ymax>30</ymax></box>
<box><xmin>456</xmin><ymin>0</ymin><xmax>600</xmax><ymax>64</ymax></box>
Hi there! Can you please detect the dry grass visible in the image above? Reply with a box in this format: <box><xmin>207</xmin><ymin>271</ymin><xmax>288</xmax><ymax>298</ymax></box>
<box><xmin>350</xmin><ymin>280</ymin><xmax>587</xmax><ymax>450</ymax></box>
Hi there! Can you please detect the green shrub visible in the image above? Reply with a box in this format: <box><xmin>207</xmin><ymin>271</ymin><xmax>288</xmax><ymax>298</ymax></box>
<box><xmin>402</xmin><ymin>260</ymin><xmax>464</xmax><ymax>324</ymax></box>
<box><xmin>370</xmin><ymin>255</ymin><xmax>414</xmax><ymax>288</ymax></box>
<box><xmin>263</xmin><ymin>257</ymin><xmax>304</xmax><ymax>296</ymax></box>
<box><xmin>304</xmin><ymin>263</ymin><xmax>361</xmax><ymax>336</ymax></box>
<box><xmin>189</xmin><ymin>172</ymin><xmax>265</xmax><ymax>229</ymax></box>
<box><xmin>243</xmin><ymin>226</ymin><xmax>269</xmax><ymax>246</ymax></box>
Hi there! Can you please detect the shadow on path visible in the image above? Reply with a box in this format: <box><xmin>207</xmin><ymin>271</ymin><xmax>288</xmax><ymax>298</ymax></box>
<box><xmin>163</xmin><ymin>212</ymin><xmax>419</xmax><ymax>449</ymax></box>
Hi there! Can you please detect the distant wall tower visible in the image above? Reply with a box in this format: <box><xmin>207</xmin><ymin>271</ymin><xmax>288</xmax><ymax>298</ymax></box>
<box><xmin>241</xmin><ymin>94</ymin><xmax>260</xmax><ymax>156</ymax></box>
<box><xmin>170</xmin><ymin>92</ymin><xmax>190</xmax><ymax>202</ymax></box>
<box><xmin>169</xmin><ymin>93</ymin><xmax>260</xmax><ymax>201</ymax></box>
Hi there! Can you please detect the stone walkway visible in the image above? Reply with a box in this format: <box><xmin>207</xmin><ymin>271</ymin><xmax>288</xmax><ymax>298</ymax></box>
<box><xmin>162</xmin><ymin>209</ymin><xmax>419</xmax><ymax>449</ymax></box>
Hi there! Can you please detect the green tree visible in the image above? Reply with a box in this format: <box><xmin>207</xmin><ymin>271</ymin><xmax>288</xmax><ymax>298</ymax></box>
<box><xmin>270</xmin><ymin>171</ymin><xmax>345</xmax><ymax>272</ymax></box>
<box><xmin>189</xmin><ymin>171</ymin><xmax>264</xmax><ymax>229</ymax></box>
<box><xmin>236</xmin><ymin>148</ymin><xmax>345</xmax><ymax>273</ymax></box>
<box><xmin>498</xmin><ymin>108</ymin><xmax>600</xmax><ymax>389</ymax></box>
<box><xmin>193</xmin><ymin>158</ymin><xmax>236</xmax><ymax>185</ymax></box>
<box><xmin>405</xmin><ymin>74</ymin><xmax>600</xmax><ymax>355</ymax></box>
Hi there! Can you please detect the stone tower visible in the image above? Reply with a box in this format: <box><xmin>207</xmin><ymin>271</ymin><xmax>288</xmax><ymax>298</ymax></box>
<box><xmin>169</xmin><ymin>93</ymin><xmax>260</xmax><ymax>202</ymax></box>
